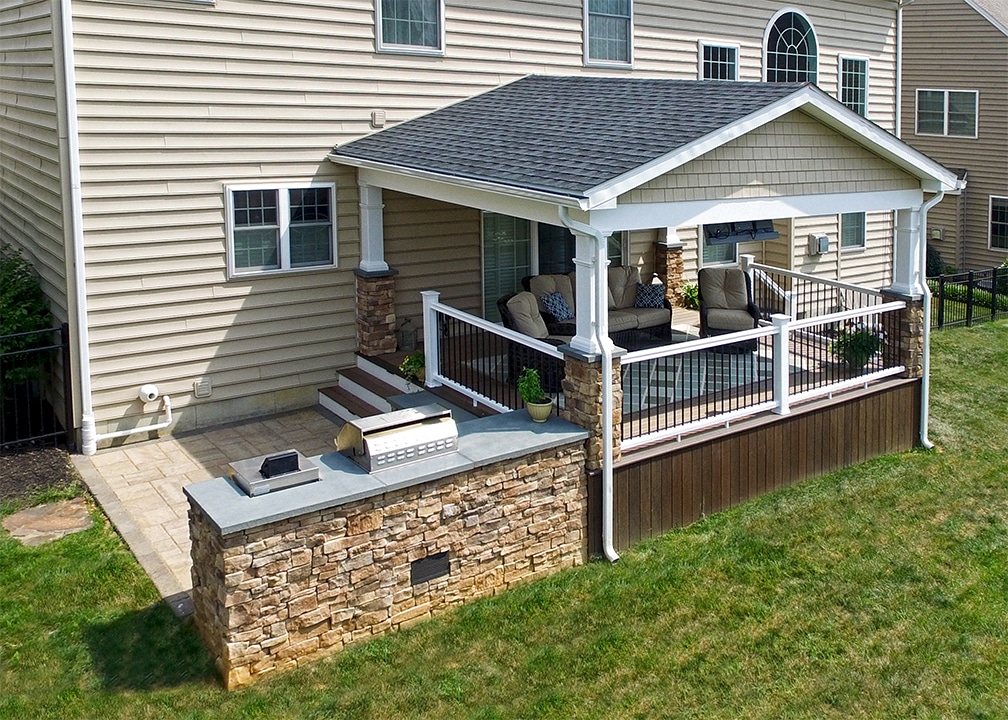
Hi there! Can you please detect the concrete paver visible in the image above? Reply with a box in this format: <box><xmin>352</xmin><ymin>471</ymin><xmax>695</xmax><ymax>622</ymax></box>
<box><xmin>74</xmin><ymin>407</ymin><xmax>343</xmax><ymax>616</ymax></box>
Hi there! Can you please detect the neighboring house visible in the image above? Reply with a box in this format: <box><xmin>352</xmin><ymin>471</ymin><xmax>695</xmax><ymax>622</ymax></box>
<box><xmin>0</xmin><ymin>0</ymin><xmax>957</xmax><ymax>462</ymax></box>
<box><xmin>901</xmin><ymin>0</ymin><xmax>1008</xmax><ymax>271</ymax></box>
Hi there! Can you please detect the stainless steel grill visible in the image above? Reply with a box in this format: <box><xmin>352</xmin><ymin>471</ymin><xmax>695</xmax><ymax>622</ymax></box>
<box><xmin>229</xmin><ymin>449</ymin><xmax>320</xmax><ymax>497</ymax></box>
<box><xmin>336</xmin><ymin>404</ymin><xmax>458</xmax><ymax>472</ymax></box>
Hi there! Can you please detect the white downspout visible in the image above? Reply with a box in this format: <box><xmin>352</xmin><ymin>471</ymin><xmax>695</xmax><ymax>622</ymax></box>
<box><xmin>56</xmin><ymin>0</ymin><xmax>98</xmax><ymax>454</ymax></box>
<box><xmin>559</xmin><ymin>207</ymin><xmax>619</xmax><ymax>563</ymax></box>
<box><xmin>918</xmin><ymin>190</ymin><xmax>945</xmax><ymax>450</ymax></box>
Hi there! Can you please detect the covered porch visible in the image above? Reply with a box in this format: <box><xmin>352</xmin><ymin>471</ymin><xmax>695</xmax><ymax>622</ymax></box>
<box><xmin>329</xmin><ymin>75</ymin><xmax>961</xmax><ymax>558</ymax></box>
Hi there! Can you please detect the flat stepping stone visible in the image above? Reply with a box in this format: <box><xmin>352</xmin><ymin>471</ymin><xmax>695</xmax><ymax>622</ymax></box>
<box><xmin>2</xmin><ymin>498</ymin><xmax>92</xmax><ymax>547</ymax></box>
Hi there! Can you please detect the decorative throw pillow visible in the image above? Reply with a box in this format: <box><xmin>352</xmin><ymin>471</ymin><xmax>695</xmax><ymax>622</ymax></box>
<box><xmin>541</xmin><ymin>291</ymin><xmax>575</xmax><ymax>321</ymax></box>
<box><xmin>635</xmin><ymin>283</ymin><xmax>666</xmax><ymax>308</ymax></box>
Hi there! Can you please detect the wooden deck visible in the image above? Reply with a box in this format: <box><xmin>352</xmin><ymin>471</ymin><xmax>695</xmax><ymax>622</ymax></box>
<box><xmin>589</xmin><ymin>377</ymin><xmax>922</xmax><ymax>555</ymax></box>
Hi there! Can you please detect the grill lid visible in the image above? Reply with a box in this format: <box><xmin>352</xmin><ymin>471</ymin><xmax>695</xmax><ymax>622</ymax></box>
<box><xmin>336</xmin><ymin>404</ymin><xmax>458</xmax><ymax>473</ymax></box>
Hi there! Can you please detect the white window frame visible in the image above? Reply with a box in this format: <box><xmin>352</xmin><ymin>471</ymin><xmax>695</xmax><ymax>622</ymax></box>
<box><xmin>584</xmin><ymin>0</ymin><xmax>634</xmax><ymax>68</ymax></box>
<box><xmin>915</xmin><ymin>89</ymin><xmax>978</xmax><ymax>138</ymax></box>
<box><xmin>838</xmin><ymin>56</ymin><xmax>869</xmax><ymax>117</ymax></box>
<box><xmin>698</xmin><ymin>40</ymin><xmax>739</xmax><ymax>81</ymax></box>
<box><xmin>840</xmin><ymin>212</ymin><xmax>866</xmax><ymax>251</ymax></box>
<box><xmin>699</xmin><ymin>224</ymin><xmax>738</xmax><ymax>267</ymax></box>
<box><xmin>225</xmin><ymin>181</ymin><xmax>337</xmax><ymax>278</ymax></box>
<box><xmin>763</xmin><ymin>8</ymin><xmax>818</xmax><ymax>84</ymax></box>
<box><xmin>989</xmin><ymin>196</ymin><xmax>1008</xmax><ymax>251</ymax></box>
<box><xmin>376</xmin><ymin>0</ymin><xmax>446</xmax><ymax>56</ymax></box>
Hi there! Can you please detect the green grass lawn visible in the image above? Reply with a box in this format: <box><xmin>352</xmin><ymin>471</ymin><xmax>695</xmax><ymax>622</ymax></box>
<box><xmin>2</xmin><ymin>322</ymin><xmax>1007</xmax><ymax>719</ymax></box>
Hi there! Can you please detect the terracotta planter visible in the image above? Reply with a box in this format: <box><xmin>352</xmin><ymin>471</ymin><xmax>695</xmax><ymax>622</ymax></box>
<box><xmin>525</xmin><ymin>399</ymin><xmax>553</xmax><ymax>423</ymax></box>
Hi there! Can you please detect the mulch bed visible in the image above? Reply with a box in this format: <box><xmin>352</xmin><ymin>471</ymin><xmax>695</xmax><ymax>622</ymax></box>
<box><xmin>0</xmin><ymin>447</ymin><xmax>80</xmax><ymax>504</ymax></box>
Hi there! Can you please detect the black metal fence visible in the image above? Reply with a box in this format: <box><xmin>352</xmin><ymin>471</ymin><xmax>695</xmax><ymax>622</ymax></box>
<box><xmin>929</xmin><ymin>266</ymin><xmax>1008</xmax><ymax>330</ymax></box>
<box><xmin>0</xmin><ymin>323</ymin><xmax>74</xmax><ymax>452</ymax></box>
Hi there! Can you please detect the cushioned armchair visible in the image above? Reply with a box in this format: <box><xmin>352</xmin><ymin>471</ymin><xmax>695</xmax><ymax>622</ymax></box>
<box><xmin>698</xmin><ymin>267</ymin><xmax>761</xmax><ymax>346</ymax></box>
<box><xmin>496</xmin><ymin>292</ymin><xmax>567</xmax><ymax>393</ymax></box>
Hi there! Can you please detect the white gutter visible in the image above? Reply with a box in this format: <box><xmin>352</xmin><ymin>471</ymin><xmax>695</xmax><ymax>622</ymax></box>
<box><xmin>918</xmin><ymin>189</ymin><xmax>945</xmax><ymax>449</ymax></box>
<box><xmin>56</xmin><ymin>0</ymin><xmax>99</xmax><ymax>455</ymax></box>
<box><xmin>559</xmin><ymin>207</ymin><xmax>619</xmax><ymax>563</ymax></box>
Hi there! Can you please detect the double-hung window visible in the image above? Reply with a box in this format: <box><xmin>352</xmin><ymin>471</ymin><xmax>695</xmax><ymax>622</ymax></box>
<box><xmin>227</xmin><ymin>183</ymin><xmax>337</xmax><ymax>277</ymax></box>
<box><xmin>377</xmin><ymin>0</ymin><xmax>444</xmax><ymax>54</ymax></box>
<box><xmin>840</xmin><ymin>212</ymin><xmax>866</xmax><ymax>251</ymax></box>
<box><xmin>699</xmin><ymin>41</ymin><xmax>738</xmax><ymax>80</ymax></box>
<box><xmin>839</xmin><ymin>57</ymin><xmax>868</xmax><ymax>116</ymax></box>
<box><xmin>585</xmin><ymin>0</ymin><xmax>632</xmax><ymax>66</ymax></box>
<box><xmin>991</xmin><ymin>197</ymin><xmax>1008</xmax><ymax>250</ymax></box>
<box><xmin>916</xmin><ymin>89</ymin><xmax>978</xmax><ymax>137</ymax></box>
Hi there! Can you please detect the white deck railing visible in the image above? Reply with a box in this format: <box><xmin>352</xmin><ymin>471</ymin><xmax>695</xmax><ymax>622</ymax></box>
<box><xmin>620</xmin><ymin>301</ymin><xmax>907</xmax><ymax>451</ymax></box>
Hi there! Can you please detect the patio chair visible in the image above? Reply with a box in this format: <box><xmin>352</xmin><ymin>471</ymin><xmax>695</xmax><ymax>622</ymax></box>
<box><xmin>496</xmin><ymin>292</ymin><xmax>567</xmax><ymax>393</ymax></box>
<box><xmin>698</xmin><ymin>267</ymin><xmax>761</xmax><ymax>351</ymax></box>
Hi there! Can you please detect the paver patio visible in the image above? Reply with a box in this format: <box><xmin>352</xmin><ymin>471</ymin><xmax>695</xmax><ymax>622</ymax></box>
<box><xmin>73</xmin><ymin>408</ymin><xmax>343</xmax><ymax>616</ymax></box>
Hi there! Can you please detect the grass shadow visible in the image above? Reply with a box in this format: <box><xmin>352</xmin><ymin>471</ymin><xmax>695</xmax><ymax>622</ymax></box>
<box><xmin>83</xmin><ymin>600</ymin><xmax>217</xmax><ymax>690</ymax></box>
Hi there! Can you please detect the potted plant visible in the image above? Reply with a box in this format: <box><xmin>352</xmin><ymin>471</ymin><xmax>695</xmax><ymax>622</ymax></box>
<box><xmin>517</xmin><ymin>367</ymin><xmax>553</xmax><ymax>422</ymax></box>
<box><xmin>399</xmin><ymin>350</ymin><xmax>425</xmax><ymax>383</ymax></box>
<box><xmin>831</xmin><ymin>323</ymin><xmax>884</xmax><ymax>371</ymax></box>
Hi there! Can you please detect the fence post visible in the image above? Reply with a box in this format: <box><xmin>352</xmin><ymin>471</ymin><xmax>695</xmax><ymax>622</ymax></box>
<box><xmin>421</xmin><ymin>291</ymin><xmax>441</xmax><ymax>388</ymax></box>
<box><xmin>936</xmin><ymin>275</ymin><xmax>946</xmax><ymax>329</ymax></box>
<box><xmin>990</xmin><ymin>269</ymin><xmax>998</xmax><ymax>323</ymax></box>
<box><xmin>784</xmin><ymin>290</ymin><xmax>796</xmax><ymax>321</ymax></box>
<box><xmin>60</xmin><ymin>323</ymin><xmax>75</xmax><ymax>452</ymax></box>
<box><xmin>966</xmin><ymin>270</ymin><xmax>975</xmax><ymax>327</ymax></box>
<box><xmin>771</xmin><ymin>314</ymin><xmax>791</xmax><ymax>416</ymax></box>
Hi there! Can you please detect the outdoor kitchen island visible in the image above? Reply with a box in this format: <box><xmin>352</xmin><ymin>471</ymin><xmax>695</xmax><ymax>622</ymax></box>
<box><xmin>185</xmin><ymin>410</ymin><xmax>589</xmax><ymax>689</ymax></box>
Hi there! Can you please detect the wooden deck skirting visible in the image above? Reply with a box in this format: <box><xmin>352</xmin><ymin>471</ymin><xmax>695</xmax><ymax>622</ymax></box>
<box><xmin>588</xmin><ymin>378</ymin><xmax>922</xmax><ymax>555</ymax></box>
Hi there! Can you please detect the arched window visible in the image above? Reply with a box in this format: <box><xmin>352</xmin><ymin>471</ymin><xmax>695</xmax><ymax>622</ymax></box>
<box><xmin>765</xmin><ymin>10</ymin><xmax>817</xmax><ymax>83</ymax></box>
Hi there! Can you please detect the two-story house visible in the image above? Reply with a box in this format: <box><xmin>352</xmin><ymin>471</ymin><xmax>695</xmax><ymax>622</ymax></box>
<box><xmin>1</xmin><ymin>0</ymin><xmax>957</xmax><ymax>464</ymax></box>
<box><xmin>901</xmin><ymin>0</ymin><xmax>1008</xmax><ymax>271</ymax></box>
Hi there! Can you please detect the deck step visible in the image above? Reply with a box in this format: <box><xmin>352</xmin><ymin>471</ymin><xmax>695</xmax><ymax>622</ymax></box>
<box><xmin>424</xmin><ymin>385</ymin><xmax>499</xmax><ymax>418</ymax></box>
<box><xmin>337</xmin><ymin>366</ymin><xmax>403</xmax><ymax>413</ymax></box>
<box><xmin>318</xmin><ymin>385</ymin><xmax>383</xmax><ymax>423</ymax></box>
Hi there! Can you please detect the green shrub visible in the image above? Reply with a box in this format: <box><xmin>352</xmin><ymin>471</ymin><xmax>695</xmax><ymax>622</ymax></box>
<box><xmin>831</xmin><ymin>324</ymin><xmax>884</xmax><ymax>370</ymax></box>
<box><xmin>0</xmin><ymin>243</ymin><xmax>52</xmax><ymax>386</ymax></box>
<box><xmin>681</xmin><ymin>283</ymin><xmax>700</xmax><ymax>310</ymax></box>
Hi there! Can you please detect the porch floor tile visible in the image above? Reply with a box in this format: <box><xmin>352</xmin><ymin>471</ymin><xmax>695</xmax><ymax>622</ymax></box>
<box><xmin>73</xmin><ymin>408</ymin><xmax>344</xmax><ymax>616</ymax></box>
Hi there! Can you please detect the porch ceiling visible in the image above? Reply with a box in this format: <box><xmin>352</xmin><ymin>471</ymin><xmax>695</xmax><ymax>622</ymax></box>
<box><xmin>329</xmin><ymin>75</ymin><xmax>962</xmax><ymax>226</ymax></box>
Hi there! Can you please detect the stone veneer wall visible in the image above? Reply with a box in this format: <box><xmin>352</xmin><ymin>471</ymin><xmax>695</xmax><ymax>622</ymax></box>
<box><xmin>881</xmin><ymin>292</ymin><xmax>925</xmax><ymax>378</ymax></box>
<box><xmin>189</xmin><ymin>442</ymin><xmax>588</xmax><ymax>688</ymax></box>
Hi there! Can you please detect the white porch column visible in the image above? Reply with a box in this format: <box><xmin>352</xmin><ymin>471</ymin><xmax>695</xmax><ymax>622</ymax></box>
<box><xmin>358</xmin><ymin>183</ymin><xmax>388</xmax><ymax>273</ymax></box>
<box><xmin>570</xmin><ymin>230</ymin><xmax>612</xmax><ymax>355</ymax></box>
<box><xmin>888</xmin><ymin>206</ymin><xmax>924</xmax><ymax>297</ymax></box>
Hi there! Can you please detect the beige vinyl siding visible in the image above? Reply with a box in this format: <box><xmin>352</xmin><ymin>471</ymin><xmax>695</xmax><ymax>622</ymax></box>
<box><xmin>65</xmin><ymin>0</ymin><xmax>900</xmax><ymax>432</ymax></box>
<box><xmin>0</xmin><ymin>0</ymin><xmax>69</xmax><ymax>320</ymax></box>
<box><xmin>384</xmin><ymin>192</ymin><xmax>482</xmax><ymax>327</ymax></box>
<box><xmin>902</xmin><ymin>0</ymin><xmax>1008</xmax><ymax>270</ymax></box>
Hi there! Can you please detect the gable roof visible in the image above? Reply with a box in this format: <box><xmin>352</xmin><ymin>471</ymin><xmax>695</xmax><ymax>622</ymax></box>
<box><xmin>331</xmin><ymin>75</ymin><xmax>961</xmax><ymax>209</ymax></box>
<box><xmin>333</xmin><ymin>76</ymin><xmax>801</xmax><ymax>200</ymax></box>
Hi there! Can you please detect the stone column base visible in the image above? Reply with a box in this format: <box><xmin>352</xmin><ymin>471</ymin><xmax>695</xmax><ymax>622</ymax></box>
<box><xmin>882</xmin><ymin>290</ymin><xmax>924</xmax><ymax>378</ymax></box>
<box><xmin>355</xmin><ymin>269</ymin><xmax>398</xmax><ymax>356</ymax></box>
<box><xmin>655</xmin><ymin>242</ymin><xmax>686</xmax><ymax>308</ymax></box>
<box><xmin>561</xmin><ymin>352</ymin><xmax>623</xmax><ymax>470</ymax></box>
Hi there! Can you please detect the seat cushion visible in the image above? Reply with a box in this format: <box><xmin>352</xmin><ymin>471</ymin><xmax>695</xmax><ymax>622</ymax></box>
<box><xmin>706</xmin><ymin>307</ymin><xmax>756</xmax><ymax>332</ymax></box>
<box><xmin>529</xmin><ymin>274</ymin><xmax>575</xmax><ymax>317</ymax></box>
<box><xmin>505</xmin><ymin>292</ymin><xmax>549</xmax><ymax>339</ymax></box>
<box><xmin>608</xmin><ymin>309</ymin><xmax>640</xmax><ymax>333</ymax></box>
<box><xmin>629</xmin><ymin>306</ymin><xmax>671</xmax><ymax>329</ymax></box>
<box><xmin>699</xmin><ymin>267</ymin><xmax>750</xmax><ymax>310</ymax></box>
<box><xmin>608</xmin><ymin>266</ymin><xmax>642</xmax><ymax>309</ymax></box>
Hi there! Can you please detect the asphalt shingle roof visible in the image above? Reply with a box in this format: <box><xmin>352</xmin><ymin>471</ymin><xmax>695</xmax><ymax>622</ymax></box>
<box><xmin>332</xmin><ymin>75</ymin><xmax>807</xmax><ymax>199</ymax></box>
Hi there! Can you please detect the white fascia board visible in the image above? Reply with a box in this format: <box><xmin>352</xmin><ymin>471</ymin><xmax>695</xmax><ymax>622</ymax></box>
<box><xmin>965</xmin><ymin>0</ymin><xmax>1008</xmax><ymax>36</ymax></box>
<box><xmin>330</xmin><ymin>154</ymin><xmax>588</xmax><ymax>213</ymax></box>
<box><xmin>352</xmin><ymin>165</ymin><xmax>579</xmax><ymax>225</ymax></box>
<box><xmin>583</xmin><ymin>85</ymin><xmax>961</xmax><ymax>208</ymax></box>
<box><xmin>587</xmin><ymin>188</ymin><xmax>925</xmax><ymax>231</ymax></box>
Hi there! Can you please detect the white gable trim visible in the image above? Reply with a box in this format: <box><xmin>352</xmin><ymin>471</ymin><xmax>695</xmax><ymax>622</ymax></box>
<box><xmin>582</xmin><ymin>85</ymin><xmax>962</xmax><ymax>208</ymax></box>
<box><xmin>965</xmin><ymin>0</ymin><xmax>1008</xmax><ymax>36</ymax></box>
